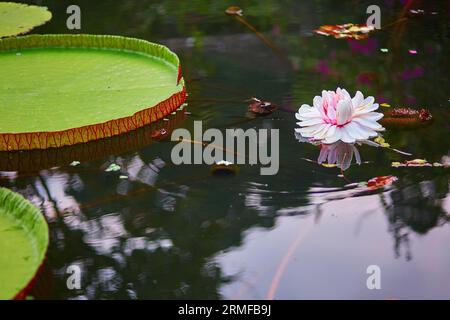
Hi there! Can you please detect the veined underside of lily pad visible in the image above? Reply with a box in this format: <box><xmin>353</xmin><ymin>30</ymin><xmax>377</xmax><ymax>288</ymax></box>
<box><xmin>0</xmin><ymin>187</ymin><xmax>49</xmax><ymax>299</ymax></box>
<box><xmin>0</xmin><ymin>2</ymin><xmax>52</xmax><ymax>38</ymax></box>
<box><xmin>0</xmin><ymin>34</ymin><xmax>186</xmax><ymax>151</ymax></box>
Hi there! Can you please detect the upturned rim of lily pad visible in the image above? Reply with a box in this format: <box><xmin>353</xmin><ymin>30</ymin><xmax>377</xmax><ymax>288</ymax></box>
<box><xmin>0</xmin><ymin>34</ymin><xmax>186</xmax><ymax>151</ymax></box>
<box><xmin>0</xmin><ymin>187</ymin><xmax>49</xmax><ymax>299</ymax></box>
<box><xmin>0</xmin><ymin>108</ymin><xmax>187</xmax><ymax>172</ymax></box>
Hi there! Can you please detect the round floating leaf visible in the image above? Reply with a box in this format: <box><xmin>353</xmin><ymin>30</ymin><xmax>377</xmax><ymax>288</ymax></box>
<box><xmin>0</xmin><ymin>187</ymin><xmax>49</xmax><ymax>299</ymax></box>
<box><xmin>0</xmin><ymin>2</ymin><xmax>52</xmax><ymax>38</ymax></box>
<box><xmin>0</xmin><ymin>34</ymin><xmax>186</xmax><ymax>151</ymax></box>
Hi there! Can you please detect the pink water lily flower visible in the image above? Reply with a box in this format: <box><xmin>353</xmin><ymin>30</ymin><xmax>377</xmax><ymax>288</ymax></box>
<box><xmin>295</xmin><ymin>88</ymin><xmax>384</xmax><ymax>144</ymax></box>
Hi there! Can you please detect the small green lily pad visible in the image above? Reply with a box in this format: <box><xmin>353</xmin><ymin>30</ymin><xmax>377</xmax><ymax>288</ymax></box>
<box><xmin>0</xmin><ymin>2</ymin><xmax>52</xmax><ymax>38</ymax></box>
<box><xmin>0</xmin><ymin>187</ymin><xmax>48</xmax><ymax>299</ymax></box>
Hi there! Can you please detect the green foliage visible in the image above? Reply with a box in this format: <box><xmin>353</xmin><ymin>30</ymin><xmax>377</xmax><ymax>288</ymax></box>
<box><xmin>0</xmin><ymin>2</ymin><xmax>52</xmax><ymax>38</ymax></box>
<box><xmin>0</xmin><ymin>187</ymin><xmax>48</xmax><ymax>299</ymax></box>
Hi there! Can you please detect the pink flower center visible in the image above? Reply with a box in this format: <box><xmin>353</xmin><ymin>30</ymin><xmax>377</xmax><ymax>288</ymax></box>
<box><xmin>320</xmin><ymin>92</ymin><xmax>351</xmax><ymax>126</ymax></box>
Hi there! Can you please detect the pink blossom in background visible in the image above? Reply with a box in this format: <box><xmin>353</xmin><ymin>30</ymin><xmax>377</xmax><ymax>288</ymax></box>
<box><xmin>347</xmin><ymin>38</ymin><xmax>377</xmax><ymax>55</ymax></box>
<box><xmin>399</xmin><ymin>66</ymin><xmax>424</xmax><ymax>80</ymax></box>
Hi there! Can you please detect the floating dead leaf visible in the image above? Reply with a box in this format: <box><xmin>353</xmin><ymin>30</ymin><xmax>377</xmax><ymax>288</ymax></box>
<box><xmin>314</xmin><ymin>23</ymin><xmax>375</xmax><ymax>40</ymax></box>
<box><xmin>211</xmin><ymin>160</ymin><xmax>239</xmax><ymax>176</ymax></box>
<box><xmin>366</xmin><ymin>175</ymin><xmax>398</xmax><ymax>190</ymax></box>
<box><xmin>225</xmin><ymin>6</ymin><xmax>243</xmax><ymax>16</ymax></box>
<box><xmin>151</xmin><ymin>128</ymin><xmax>168</xmax><ymax>140</ymax></box>
<box><xmin>248</xmin><ymin>97</ymin><xmax>277</xmax><ymax>115</ymax></box>
<box><xmin>70</xmin><ymin>160</ymin><xmax>80</xmax><ymax>167</ymax></box>
<box><xmin>391</xmin><ymin>159</ymin><xmax>435</xmax><ymax>168</ymax></box>
<box><xmin>380</xmin><ymin>103</ymin><xmax>391</xmax><ymax>107</ymax></box>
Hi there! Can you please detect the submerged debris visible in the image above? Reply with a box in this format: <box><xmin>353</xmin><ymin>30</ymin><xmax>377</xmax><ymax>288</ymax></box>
<box><xmin>248</xmin><ymin>97</ymin><xmax>277</xmax><ymax>115</ymax></box>
<box><xmin>314</xmin><ymin>23</ymin><xmax>375</xmax><ymax>40</ymax></box>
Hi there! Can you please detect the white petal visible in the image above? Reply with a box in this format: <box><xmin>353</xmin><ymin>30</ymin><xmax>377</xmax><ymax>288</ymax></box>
<box><xmin>345</xmin><ymin>122</ymin><xmax>370</xmax><ymax>140</ymax></box>
<box><xmin>352</xmin><ymin>91</ymin><xmax>364</xmax><ymax>108</ymax></box>
<box><xmin>360</xmin><ymin>139</ymin><xmax>380</xmax><ymax>147</ymax></box>
<box><xmin>312</xmin><ymin>124</ymin><xmax>331</xmax><ymax>140</ymax></box>
<box><xmin>353</xmin><ymin>117</ymin><xmax>383</xmax><ymax>130</ymax></box>
<box><xmin>336</xmin><ymin>99</ymin><xmax>353</xmax><ymax>125</ymax></box>
<box><xmin>355</xmin><ymin>103</ymin><xmax>379</xmax><ymax>115</ymax></box>
<box><xmin>340</xmin><ymin>88</ymin><xmax>351</xmax><ymax>100</ymax></box>
<box><xmin>313</xmin><ymin>96</ymin><xmax>323</xmax><ymax>111</ymax></box>
<box><xmin>325</xmin><ymin>125</ymin><xmax>337</xmax><ymax>138</ymax></box>
<box><xmin>298</xmin><ymin>103</ymin><xmax>313</xmax><ymax>112</ymax></box>
<box><xmin>323</xmin><ymin>128</ymin><xmax>341</xmax><ymax>144</ymax></box>
<box><xmin>362</xmin><ymin>96</ymin><xmax>375</xmax><ymax>107</ymax></box>
<box><xmin>298</xmin><ymin>118</ymin><xmax>325</xmax><ymax>126</ymax></box>
<box><xmin>358</xmin><ymin>111</ymin><xmax>384</xmax><ymax>121</ymax></box>
<box><xmin>296</xmin><ymin>110</ymin><xmax>321</xmax><ymax>120</ymax></box>
<box><xmin>340</xmin><ymin>126</ymin><xmax>356</xmax><ymax>143</ymax></box>
<box><xmin>298</xmin><ymin>125</ymin><xmax>321</xmax><ymax>137</ymax></box>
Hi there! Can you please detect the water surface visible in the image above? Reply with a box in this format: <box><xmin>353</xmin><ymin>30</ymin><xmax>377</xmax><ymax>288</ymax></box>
<box><xmin>1</xmin><ymin>0</ymin><xmax>449</xmax><ymax>299</ymax></box>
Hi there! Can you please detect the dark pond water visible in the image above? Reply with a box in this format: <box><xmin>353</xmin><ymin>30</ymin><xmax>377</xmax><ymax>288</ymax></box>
<box><xmin>1</xmin><ymin>0</ymin><xmax>449</xmax><ymax>299</ymax></box>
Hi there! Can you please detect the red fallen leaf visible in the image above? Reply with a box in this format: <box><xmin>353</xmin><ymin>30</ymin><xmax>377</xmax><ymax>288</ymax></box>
<box><xmin>366</xmin><ymin>175</ymin><xmax>398</xmax><ymax>190</ymax></box>
<box><xmin>314</xmin><ymin>23</ymin><xmax>374</xmax><ymax>40</ymax></box>
<box><xmin>248</xmin><ymin>97</ymin><xmax>277</xmax><ymax>115</ymax></box>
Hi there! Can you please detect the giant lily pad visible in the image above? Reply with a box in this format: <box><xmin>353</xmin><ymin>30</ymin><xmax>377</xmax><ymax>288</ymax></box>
<box><xmin>0</xmin><ymin>187</ymin><xmax>48</xmax><ymax>299</ymax></box>
<box><xmin>0</xmin><ymin>34</ymin><xmax>186</xmax><ymax>151</ymax></box>
<box><xmin>0</xmin><ymin>2</ymin><xmax>52</xmax><ymax>38</ymax></box>
<box><xmin>0</xmin><ymin>109</ymin><xmax>187</xmax><ymax>172</ymax></box>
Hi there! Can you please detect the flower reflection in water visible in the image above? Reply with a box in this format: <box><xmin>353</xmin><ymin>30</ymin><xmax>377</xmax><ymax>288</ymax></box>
<box><xmin>295</xmin><ymin>132</ymin><xmax>380</xmax><ymax>170</ymax></box>
<box><xmin>317</xmin><ymin>141</ymin><xmax>361</xmax><ymax>171</ymax></box>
